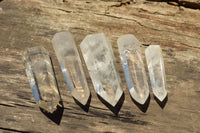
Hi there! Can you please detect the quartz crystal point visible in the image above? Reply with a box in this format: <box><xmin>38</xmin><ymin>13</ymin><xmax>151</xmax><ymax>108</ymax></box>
<box><xmin>23</xmin><ymin>46</ymin><xmax>61</xmax><ymax>113</ymax></box>
<box><xmin>52</xmin><ymin>32</ymin><xmax>90</xmax><ymax>105</ymax></box>
<box><xmin>145</xmin><ymin>45</ymin><xmax>167</xmax><ymax>101</ymax></box>
<box><xmin>117</xmin><ymin>34</ymin><xmax>149</xmax><ymax>104</ymax></box>
<box><xmin>80</xmin><ymin>33</ymin><xmax>123</xmax><ymax>106</ymax></box>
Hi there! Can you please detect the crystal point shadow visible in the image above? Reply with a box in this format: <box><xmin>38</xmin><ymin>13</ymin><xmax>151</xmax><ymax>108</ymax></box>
<box><xmin>40</xmin><ymin>101</ymin><xmax>64</xmax><ymax>125</ymax></box>
<box><xmin>130</xmin><ymin>94</ymin><xmax>150</xmax><ymax>113</ymax></box>
<box><xmin>154</xmin><ymin>94</ymin><xmax>168</xmax><ymax>109</ymax></box>
<box><xmin>97</xmin><ymin>92</ymin><xmax>125</xmax><ymax>116</ymax></box>
<box><xmin>73</xmin><ymin>93</ymin><xmax>91</xmax><ymax>112</ymax></box>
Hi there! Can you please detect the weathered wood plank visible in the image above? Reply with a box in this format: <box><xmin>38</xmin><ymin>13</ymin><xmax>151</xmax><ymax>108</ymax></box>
<box><xmin>0</xmin><ymin>0</ymin><xmax>200</xmax><ymax>132</ymax></box>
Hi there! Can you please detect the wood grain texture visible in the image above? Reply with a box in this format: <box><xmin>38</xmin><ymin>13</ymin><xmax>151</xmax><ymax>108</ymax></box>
<box><xmin>0</xmin><ymin>0</ymin><xmax>200</xmax><ymax>132</ymax></box>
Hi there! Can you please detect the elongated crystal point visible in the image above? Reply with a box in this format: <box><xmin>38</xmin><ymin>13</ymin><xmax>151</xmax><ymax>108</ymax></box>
<box><xmin>117</xmin><ymin>34</ymin><xmax>149</xmax><ymax>104</ymax></box>
<box><xmin>80</xmin><ymin>33</ymin><xmax>123</xmax><ymax>107</ymax></box>
<box><xmin>145</xmin><ymin>45</ymin><xmax>167</xmax><ymax>101</ymax></box>
<box><xmin>23</xmin><ymin>46</ymin><xmax>61</xmax><ymax>113</ymax></box>
<box><xmin>52</xmin><ymin>32</ymin><xmax>90</xmax><ymax>105</ymax></box>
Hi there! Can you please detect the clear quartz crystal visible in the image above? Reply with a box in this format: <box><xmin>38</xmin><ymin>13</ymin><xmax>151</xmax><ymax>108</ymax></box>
<box><xmin>145</xmin><ymin>45</ymin><xmax>167</xmax><ymax>101</ymax></box>
<box><xmin>23</xmin><ymin>46</ymin><xmax>61</xmax><ymax>113</ymax></box>
<box><xmin>117</xmin><ymin>34</ymin><xmax>149</xmax><ymax>104</ymax></box>
<box><xmin>80</xmin><ymin>33</ymin><xmax>123</xmax><ymax>106</ymax></box>
<box><xmin>52</xmin><ymin>32</ymin><xmax>90</xmax><ymax>105</ymax></box>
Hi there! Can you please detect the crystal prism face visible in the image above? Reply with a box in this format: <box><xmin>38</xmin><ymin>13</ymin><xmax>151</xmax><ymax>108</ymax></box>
<box><xmin>80</xmin><ymin>33</ymin><xmax>123</xmax><ymax>106</ymax></box>
<box><xmin>118</xmin><ymin>34</ymin><xmax>149</xmax><ymax>104</ymax></box>
<box><xmin>23</xmin><ymin>46</ymin><xmax>61</xmax><ymax>113</ymax></box>
<box><xmin>52</xmin><ymin>32</ymin><xmax>90</xmax><ymax>105</ymax></box>
<box><xmin>145</xmin><ymin>45</ymin><xmax>167</xmax><ymax>101</ymax></box>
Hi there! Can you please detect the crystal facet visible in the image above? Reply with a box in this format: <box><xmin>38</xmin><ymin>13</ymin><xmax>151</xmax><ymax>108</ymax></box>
<box><xmin>23</xmin><ymin>46</ymin><xmax>61</xmax><ymax>113</ymax></box>
<box><xmin>117</xmin><ymin>34</ymin><xmax>149</xmax><ymax>104</ymax></box>
<box><xmin>145</xmin><ymin>45</ymin><xmax>167</xmax><ymax>101</ymax></box>
<box><xmin>80</xmin><ymin>33</ymin><xmax>123</xmax><ymax>106</ymax></box>
<box><xmin>52</xmin><ymin>32</ymin><xmax>90</xmax><ymax>105</ymax></box>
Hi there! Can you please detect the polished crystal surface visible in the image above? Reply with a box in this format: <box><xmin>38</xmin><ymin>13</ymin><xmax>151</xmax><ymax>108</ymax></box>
<box><xmin>145</xmin><ymin>45</ymin><xmax>167</xmax><ymax>101</ymax></box>
<box><xmin>52</xmin><ymin>32</ymin><xmax>90</xmax><ymax>105</ymax></box>
<box><xmin>23</xmin><ymin>46</ymin><xmax>61</xmax><ymax>113</ymax></box>
<box><xmin>80</xmin><ymin>33</ymin><xmax>123</xmax><ymax>106</ymax></box>
<box><xmin>118</xmin><ymin>34</ymin><xmax>149</xmax><ymax>104</ymax></box>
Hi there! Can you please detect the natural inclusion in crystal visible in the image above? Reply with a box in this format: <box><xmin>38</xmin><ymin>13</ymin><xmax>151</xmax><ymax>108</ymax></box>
<box><xmin>52</xmin><ymin>32</ymin><xmax>90</xmax><ymax>105</ymax></box>
<box><xmin>23</xmin><ymin>46</ymin><xmax>61</xmax><ymax>113</ymax></box>
<box><xmin>145</xmin><ymin>45</ymin><xmax>167</xmax><ymax>101</ymax></box>
<box><xmin>80</xmin><ymin>33</ymin><xmax>123</xmax><ymax>106</ymax></box>
<box><xmin>117</xmin><ymin>34</ymin><xmax>149</xmax><ymax>104</ymax></box>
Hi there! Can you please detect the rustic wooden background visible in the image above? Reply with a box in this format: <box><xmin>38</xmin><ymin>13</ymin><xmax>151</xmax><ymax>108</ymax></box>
<box><xmin>0</xmin><ymin>0</ymin><xmax>200</xmax><ymax>132</ymax></box>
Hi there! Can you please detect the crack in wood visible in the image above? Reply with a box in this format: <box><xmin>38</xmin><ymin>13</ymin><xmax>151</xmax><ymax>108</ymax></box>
<box><xmin>110</xmin><ymin>0</ymin><xmax>134</xmax><ymax>7</ymax></box>
<box><xmin>104</xmin><ymin>0</ymin><xmax>134</xmax><ymax>14</ymax></box>
<box><xmin>41</xmin><ymin>6</ymin><xmax>72</xmax><ymax>13</ymax></box>
<box><xmin>0</xmin><ymin>127</ymin><xmax>40</xmax><ymax>133</ymax></box>
<box><xmin>0</xmin><ymin>103</ymin><xmax>34</xmax><ymax>109</ymax></box>
<box><xmin>179</xmin><ymin>42</ymin><xmax>200</xmax><ymax>50</ymax></box>
<box><xmin>0</xmin><ymin>103</ymin><xmax>15</xmax><ymax>108</ymax></box>
<box><xmin>147</xmin><ymin>0</ymin><xmax>200</xmax><ymax>9</ymax></box>
<box><xmin>138</xmin><ymin>8</ymin><xmax>177</xmax><ymax>16</ymax></box>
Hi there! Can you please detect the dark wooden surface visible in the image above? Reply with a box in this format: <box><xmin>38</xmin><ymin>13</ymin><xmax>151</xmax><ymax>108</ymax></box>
<box><xmin>0</xmin><ymin>0</ymin><xmax>200</xmax><ymax>132</ymax></box>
